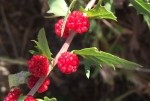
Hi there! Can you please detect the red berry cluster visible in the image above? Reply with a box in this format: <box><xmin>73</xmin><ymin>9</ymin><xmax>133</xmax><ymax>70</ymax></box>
<box><xmin>4</xmin><ymin>10</ymin><xmax>83</xmax><ymax>101</ymax></box>
<box><xmin>27</xmin><ymin>75</ymin><xmax>50</xmax><ymax>93</ymax></box>
<box><xmin>24</xmin><ymin>95</ymin><xmax>37</xmax><ymax>101</ymax></box>
<box><xmin>57</xmin><ymin>52</ymin><xmax>79</xmax><ymax>74</ymax></box>
<box><xmin>27</xmin><ymin>55</ymin><xmax>51</xmax><ymax>93</ymax></box>
<box><xmin>4</xmin><ymin>87</ymin><xmax>21</xmax><ymax>101</ymax></box>
<box><xmin>55</xmin><ymin>19</ymin><xmax>70</xmax><ymax>38</ymax></box>
<box><xmin>66</xmin><ymin>11</ymin><xmax>90</xmax><ymax>34</ymax></box>
<box><xmin>4</xmin><ymin>88</ymin><xmax>37</xmax><ymax>101</ymax></box>
<box><xmin>3</xmin><ymin>55</ymin><xmax>50</xmax><ymax>101</ymax></box>
<box><xmin>28</xmin><ymin>55</ymin><xmax>49</xmax><ymax>77</ymax></box>
<box><xmin>55</xmin><ymin>10</ymin><xmax>90</xmax><ymax>38</ymax></box>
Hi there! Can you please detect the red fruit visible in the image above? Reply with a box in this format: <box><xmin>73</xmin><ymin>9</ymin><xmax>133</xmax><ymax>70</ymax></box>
<box><xmin>27</xmin><ymin>75</ymin><xmax>50</xmax><ymax>93</ymax></box>
<box><xmin>66</xmin><ymin>10</ymin><xmax>90</xmax><ymax>34</ymax></box>
<box><xmin>3</xmin><ymin>87</ymin><xmax>21</xmax><ymax>101</ymax></box>
<box><xmin>28</xmin><ymin>55</ymin><xmax>49</xmax><ymax>77</ymax></box>
<box><xmin>55</xmin><ymin>19</ymin><xmax>70</xmax><ymax>38</ymax></box>
<box><xmin>24</xmin><ymin>95</ymin><xmax>37</xmax><ymax>101</ymax></box>
<box><xmin>57</xmin><ymin>52</ymin><xmax>79</xmax><ymax>74</ymax></box>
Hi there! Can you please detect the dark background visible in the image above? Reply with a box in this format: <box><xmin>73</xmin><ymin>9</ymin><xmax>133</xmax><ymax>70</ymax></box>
<box><xmin>0</xmin><ymin>0</ymin><xmax>150</xmax><ymax>101</ymax></box>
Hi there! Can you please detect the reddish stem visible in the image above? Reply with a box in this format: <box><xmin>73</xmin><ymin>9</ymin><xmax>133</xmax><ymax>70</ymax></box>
<box><xmin>85</xmin><ymin>0</ymin><xmax>96</xmax><ymax>10</ymax></box>
<box><xmin>53</xmin><ymin>31</ymin><xmax>76</xmax><ymax>66</ymax></box>
<box><xmin>27</xmin><ymin>32</ymin><xmax>75</xmax><ymax>96</ymax></box>
<box><xmin>27</xmin><ymin>0</ymin><xmax>97</xmax><ymax>96</ymax></box>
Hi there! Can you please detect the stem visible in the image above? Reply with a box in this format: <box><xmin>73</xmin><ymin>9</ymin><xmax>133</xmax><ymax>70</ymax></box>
<box><xmin>53</xmin><ymin>31</ymin><xmax>76</xmax><ymax>66</ymax></box>
<box><xmin>27</xmin><ymin>68</ymin><xmax>51</xmax><ymax>96</ymax></box>
<box><xmin>85</xmin><ymin>0</ymin><xmax>96</xmax><ymax>10</ymax></box>
<box><xmin>61</xmin><ymin>0</ymin><xmax>77</xmax><ymax>37</ymax></box>
<box><xmin>27</xmin><ymin>32</ymin><xmax>76</xmax><ymax>96</ymax></box>
<box><xmin>27</xmin><ymin>0</ymin><xmax>97</xmax><ymax>96</ymax></box>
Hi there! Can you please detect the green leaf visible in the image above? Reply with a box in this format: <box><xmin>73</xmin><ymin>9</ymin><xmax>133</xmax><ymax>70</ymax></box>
<box><xmin>144</xmin><ymin>15</ymin><xmax>150</xmax><ymax>28</ymax></box>
<box><xmin>73</xmin><ymin>47</ymin><xmax>142</xmax><ymax>78</ymax></box>
<box><xmin>29</xmin><ymin>50</ymin><xmax>36</xmax><ymax>54</ymax></box>
<box><xmin>37</xmin><ymin>99</ymin><xmax>44</xmax><ymax>101</ymax></box>
<box><xmin>37</xmin><ymin>97</ymin><xmax>57</xmax><ymax>101</ymax></box>
<box><xmin>80</xmin><ymin>0</ymin><xmax>117</xmax><ymax>21</ymax></box>
<box><xmin>8</xmin><ymin>71</ymin><xmax>30</xmax><ymax>88</ymax></box>
<box><xmin>37</xmin><ymin>28</ymin><xmax>52</xmax><ymax>60</ymax></box>
<box><xmin>83</xmin><ymin>58</ymin><xmax>100</xmax><ymax>78</ymax></box>
<box><xmin>44</xmin><ymin>97</ymin><xmax>57</xmax><ymax>101</ymax></box>
<box><xmin>83</xmin><ymin>59</ymin><xmax>91</xmax><ymax>78</ymax></box>
<box><xmin>18</xmin><ymin>95</ymin><xmax>26</xmax><ymax>101</ymax></box>
<box><xmin>103</xmin><ymin>0</ymin><xmax>115</xmax><ymax>13</ymax></box>
<box><xmin>129</xmin><ymin>0</ymin><xmax>150</xmax><ymax>17</ymax></box>
<box><xmin>47</xmin><ymin>0</ymin><xmax>68</xmax><ymax>17</ymax></box>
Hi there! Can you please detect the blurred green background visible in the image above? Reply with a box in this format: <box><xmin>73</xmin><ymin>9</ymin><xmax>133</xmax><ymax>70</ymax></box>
<box><xmin>0</xmin><ymin>0</ymin><xmax>150</xmax><ymax>101</ymax></box>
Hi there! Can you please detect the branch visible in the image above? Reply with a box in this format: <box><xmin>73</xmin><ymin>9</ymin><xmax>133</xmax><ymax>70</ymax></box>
<box><xmin>27</xmin><ymin>0</ymin><xmax>97</xmax><ymax>96</ymax></box>
<box><xmin>85</xmin><ymin>0</ymin><xmax>96</xmax><ymax>10</ymax></box>
<box><xmin>27</xmin><ymin>32</ymin><xmax>76</xmax><ymax>96</ymax></box>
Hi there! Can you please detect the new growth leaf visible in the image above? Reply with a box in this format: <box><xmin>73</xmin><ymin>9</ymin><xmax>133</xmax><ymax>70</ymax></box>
<box><xmin>81</xmin><ymin>0</ymin><xmax>117</xmax><ymax>21</ymax></box>
<box><xmin>31</xmin><ymin>28</ymin><xmax>52</xmax><ymax>61</ymax></box>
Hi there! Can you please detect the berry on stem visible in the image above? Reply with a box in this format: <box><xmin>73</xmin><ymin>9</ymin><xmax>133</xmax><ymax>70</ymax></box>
<box><xmin>55</xmin><ymin>19</ymin><xmax>70</xmax><ymax>38</ymax></box>
<box><xmin>24</xmin><ymin>95</ymin><xmax>37</xmax><ymax>101</ymax></box>
<box><xmin>66</xmin><ymin>10</ymin><xmax>90</xmax><ymax>34</ymax></box>
<box><xmin>28</xmin><ymin>55</ymin><xmax>49</xmax><ymax>77</ymax></box>
<box><xmin>57</xmin><ymin>52</ymin><xmax>79</xmax><ymax>74</ymax></box>
<box><xmin>55</xmin><ymin>11</ymin><xmax>90</xmax><ymax>38</ymax></box>
<box><xmin>27</xmin><ymin>75</ymin><xmax>50</xmax><ymax>93</ymax></box>
<box><xmin>3</xmin><ymin>87</ymin><xmax>21</xmax><ymax>101</ymax></box>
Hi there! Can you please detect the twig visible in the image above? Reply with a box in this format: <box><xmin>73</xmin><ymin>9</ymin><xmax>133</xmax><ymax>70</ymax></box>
<box><xmin>102</xmin><ymin>20</ymin><xmax>120</xmax><ymax>34</ymax></box>
<box><xmin>1</xmin><ymin>6</ymin><xmax>18</xmax><ymax>57</ymax></box>
<box><xmin>21</xmin><ymin>21</ymin><xmax>33</xmax><ymax>56</ymax></box>
<box><xmin>135</xmin><ymin>68</ymin><xmax>150</xmax><ymax>73</ymax></box>
<box><xmin>114</xmin><ymin>89</ymin><xmax>136</xmax><ymax>101</ymax></box>
<box><xmin>102</xmin><ymin>20</ymin><xmax>121</xmax><ymax>52</ymax></box>
<box><xmin>0</xmin><ymin>57</ymin><xmax>26</xmax><ymax>65</ymax></box>
<box><xmin>85</xmin><ymin>0</ymin><xmax>96</xmax><ymax>10</ymax></box>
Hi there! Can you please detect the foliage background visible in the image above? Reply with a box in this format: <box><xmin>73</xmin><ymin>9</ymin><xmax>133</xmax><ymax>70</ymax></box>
<box><xmin>0</xmin><ymin>0</ymin><xmax>150</xmax><ymax>101</ymax></box>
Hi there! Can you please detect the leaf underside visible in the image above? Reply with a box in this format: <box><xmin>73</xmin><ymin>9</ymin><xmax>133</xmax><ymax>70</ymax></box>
<box><xmin>47</xmin><ymin>0</ymin><xmax>68</xmax><ymax>17</ymax></box>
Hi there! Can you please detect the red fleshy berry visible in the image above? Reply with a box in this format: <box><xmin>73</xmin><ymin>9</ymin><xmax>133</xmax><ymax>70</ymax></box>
<box><xmin>3</xmin><ymin>87</ymin><xmax>21</xmax><ymax>101</ymax></box>
<box><xmin>27</xmin><ymin>75</ymin><xmax>50</xmax><ymax>93</ymax></box>
<box><xmin>66</xmin><ymin>10</ymin><xmax>90</xmax><ymax>34</ymax></box>
<box><xmin>55</xmin><ymin>19</ymin><xmax>70</xmax><ymax>38</ymax></box>
<box><xmin>28</xmin><ymin>55</ymin><xmax>49</xmax><ymax>77</ymax></box>
<box><xmin>57</xmin><ymin>52</ymin><xmax>79</xmax><ymax>74</ymax></box>
<box><xmin>24</xmin><ymin>95</ymin><xmax>37</xmax><ymax>101</ymax></box>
